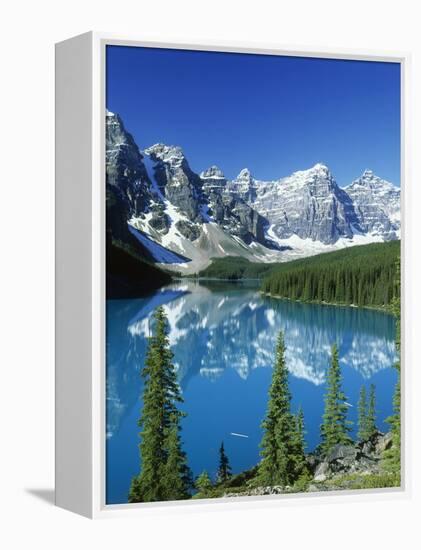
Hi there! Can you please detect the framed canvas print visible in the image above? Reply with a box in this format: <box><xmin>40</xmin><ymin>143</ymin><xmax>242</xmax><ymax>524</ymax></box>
<box><xmin>55</xmin><ymin>33</ymin><xmax>408</xmax><ymax>518</ymax></box>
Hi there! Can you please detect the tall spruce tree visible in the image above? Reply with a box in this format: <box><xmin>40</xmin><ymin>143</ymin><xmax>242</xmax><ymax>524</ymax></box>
<box><xmin>358</xmin><ymin>384</ymin><xmax>378</xmax><ymax>441</ymax></box>
<box><xmin>357</xmin><ymin>385</ymin><xmax>368</xmax><ymax>441</ymax></box>
<box><xmin>291</xmin><ymin>407</ymin><xmax>309</xmax><ymax>482</ymax></box>
<box><xmin>320</xmin><ymin>344</ymin><xmax>352</xmax><ymax>454</ymax></box>
<box><xmin>129</xmin><ymin>306</ymin><xmax>192</xmax><ymax>502</ymax></box>
<box><xmin>161</xmin><ymin>414</ymin><xmax>193</xmax><ymax>500</ymax></box>
<box><xmin>258</xmin><ymin>332</ymin><xmax>296</xmax><ymax>487</ymax></box>
<box><xmin>366</xmin><ymin>384</ymin><xmax>377</xmax><ymax>439</ymax></box>
<box><xmin>217</xmin><ymin>441</ymin><xmax>232</xmax><ymax>483</ymax></box>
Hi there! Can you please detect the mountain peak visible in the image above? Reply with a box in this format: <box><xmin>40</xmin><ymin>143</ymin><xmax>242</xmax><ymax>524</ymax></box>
<box><xmin>358</xmin><ymin>169</ymin><xmax>379</xmax><ymax>185</ymax></box>
<box><xmin>362</xmin><ymin>168</ymin><xmax>374</xmax><ymax>178</ymax></box>
<box><xmin>144</xmin><ymin>143</ymin><xmax>185</xmax><ymax>165</ymax></box>
<box><xmin>200</xmin><ymin>165</ymin><xmax>226</xmax><ymax>180</ymax></box>
<box><xmin>350</xmin><ymin>169</ymin><xmax>396</xmax><ymax>190</ymax></box>
<box><xmin>105</xmin><ymin>110</ymin><xmax>122</xmax><ymax>128</ymax></box>
<box><xmin>235</xmin><ymin>168</ymin><xmax>253</xmax><ymax>182</ymax></box>
<box><xmin>310</xmin><ymin>162</ymin><xmax>330</xmax><ymax>174</ymax></box>
<box><xmin>285</xmin><ymin>163</ymin><xmax>333</xmax><ymax>186</ymax></box>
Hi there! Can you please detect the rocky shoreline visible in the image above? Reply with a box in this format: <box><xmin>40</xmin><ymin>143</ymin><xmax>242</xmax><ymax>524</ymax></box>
<box><xmin>222</xmin><ymin>431</ymin><xmax>396</xmax><ymax>498</ymax></box>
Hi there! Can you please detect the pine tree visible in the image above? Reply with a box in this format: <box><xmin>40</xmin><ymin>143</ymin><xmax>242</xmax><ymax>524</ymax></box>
<box><xmin>383</xmin><ymin>380</ymin><xmax>400</xmax><ymax>479</ymax></box>
<box><xmin>357</xmin><ymin>384</ymin><xmax>377</xmax><ymax>441</ymax></box>
<box><xmin>320</xmin><ymin>344</ymin><xmax>353</xmax><ymax>454</ymax></box>
<box><xmin>161</xmin><ymin>415</ymin><xmax>192</xmax><ymax>500</ymax></box>
<box><xmin>291</xmin><ymin>407</ymin><xmax>309</xmax><ymax>482</ymax></box>
<box><xmin>129</xmin><ymin>306</ymin><xmax>192</xmax><ymax>503</ymax></box>
<box><xmin>258</xmin><ymin>332</ymin><xmax>296</xmax><ymax>486</ymax></box>
<box><xmin>195</xmin><ymin>470</ymin><xmax>213</xmax><ymax>497</ymax></box>
<box><xmin>336</xmin><ymin>270</ymin><xmax>345</xmax><ymax>303</ymax></box>
<box><xmin>317</xmin><ymin>275</ymin><xmax>324</xmax><ymax>301</ymax></box>
<box><xmin>129</xmin><ymin>307</ymin><xmax>168</xmax><ymax>503</ymax></box>
<box><xmin>303</xmin><ymin>277</ymin><xmax>311</xmax><ymax>301</ymax></box>
<box><xmin>366</xmin><ymin>384</ymin><xmax>377</xmax><ymax>439</ymax></box>
<box><xmin>217</xmin><ymin>441</ymin><xmax>232</xmax><ymax>484</ymax></box>
<box><xmin>357</xmin><ymin>385</ymin><xmax>368</xmax><ymax>441</ymax></box>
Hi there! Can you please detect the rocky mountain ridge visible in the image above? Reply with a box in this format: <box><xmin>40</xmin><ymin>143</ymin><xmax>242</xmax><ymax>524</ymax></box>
<box><xmin>106</xmin><ymin>111</ymin><xmax>401</xmax><ymax>273</ymax></box>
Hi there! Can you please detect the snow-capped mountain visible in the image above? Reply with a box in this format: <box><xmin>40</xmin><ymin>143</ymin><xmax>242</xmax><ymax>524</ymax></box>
<box><xmin>106</xmin><ymin>111</ymin><xmax>401</xmax><ymax>273</ymax></box>
<box><xmin>344</xmin><ymin>169</ymin><xmax>400</xmax><ymax>240</ymax></box>
<box><xmin>229</xmin><ymin>163</ymin><xmax>364</xmax><ymax>245</ymax></box>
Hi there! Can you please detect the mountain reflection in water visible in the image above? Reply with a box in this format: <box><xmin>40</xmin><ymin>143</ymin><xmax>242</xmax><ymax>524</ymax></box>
<box><xmin>106</xmin><ymin>280</ymin><xmax>397</xmax><ymax>504</ymax></box>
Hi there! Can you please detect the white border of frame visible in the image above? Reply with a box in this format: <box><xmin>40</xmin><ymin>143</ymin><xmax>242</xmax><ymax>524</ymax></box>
<box><xmin>57</xmin><ymin>32</ymin><xmax>412</xmax><ymax>518</ymax></box>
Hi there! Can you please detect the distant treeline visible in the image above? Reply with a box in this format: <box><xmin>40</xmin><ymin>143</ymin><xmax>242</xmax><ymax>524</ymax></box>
<box><xmin>261</xmin><ymin>241</ymin><xmax>400</xmax><ymax>308</ymax></box>
<box><xmin>197</xmin><ymin>256</ymin><xmax>280</xmax><ymax>280</ymax></box>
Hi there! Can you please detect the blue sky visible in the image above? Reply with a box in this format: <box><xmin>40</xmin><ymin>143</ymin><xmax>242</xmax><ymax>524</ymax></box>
<box><xmin>106</xmin><ymin>46</ymin><xmax>401</xmax><ymax>187</ymax></box>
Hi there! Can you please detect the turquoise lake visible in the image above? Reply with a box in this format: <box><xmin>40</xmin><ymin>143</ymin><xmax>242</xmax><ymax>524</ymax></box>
<box><xmin>106</xmin><ymin>281</ymin><xmax>398</xmax><ymax>504</ymax></box>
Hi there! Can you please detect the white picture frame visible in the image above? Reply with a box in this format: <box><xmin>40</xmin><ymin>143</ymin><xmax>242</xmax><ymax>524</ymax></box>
<box><xmin>55</xmin><ymin>32</ymin><xmax>410</xmax><ymax>518</ymax></box>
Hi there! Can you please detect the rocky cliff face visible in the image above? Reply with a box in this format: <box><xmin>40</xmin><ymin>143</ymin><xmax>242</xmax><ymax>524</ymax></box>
<box><xmin>144</xmin><ymin>143</ymin><xmax>204</xmax><ymax>223</ymax></box>
<box><xmin>227</xmin><ymin>168</ymin><xmax>259</xmax><ymax>203</ymax></box>
<box><xmin>345</xmin><ymin>169</ymin><xmax>400</xmax><ymax>240</ymax></box>
<box><xmin>106</xmin><ymin>111</ymin><xmax>151</xmax><ymax>217</ymax></box>
<box><xmin>242</xmin><ymin>164</ymin><xmax>362</xmax><ymax>245</ymax></box>
<box><xmin>200</xmin><ymin>165</ymin><xmax>227</xmax><ymax>190</ymax></box>
<box><xmin>106</xmin><ymin>111</ymin><xmax>401</xmax><ymax>271</ymax></box>
<box><xmin>226</xmin><ymin>163</ymin><xmax>401</xmax><ymax>246</ymax></box>
<box><xmin>200</xmin><ymin>166</ymin><xmax>266</xmax><ymax>243</ymax></box>
<box><xmin>106</xmin><ymin>111</ymin><xmax>270</xmax><ymax>267</ymax></box>
<box><xmin>106</xmin><ymin>111</ymin><xmax>154</xmax><ymax>260</ymax></box>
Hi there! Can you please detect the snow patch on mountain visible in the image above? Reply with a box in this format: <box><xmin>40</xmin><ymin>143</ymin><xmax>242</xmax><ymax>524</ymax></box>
<box><xmin>128</xmin><ymin>225</ymin><xmax>190</xmax><ymax>264</ymax></box>
<box><xmin>130</xmin><ymin>152</ymin><xmax>202</xmax><ymax>259</ymax></box>
<box><xmin>265</xmin><ymin>223</ymin><xmax>384</xmax><ymax>261</ymax></box>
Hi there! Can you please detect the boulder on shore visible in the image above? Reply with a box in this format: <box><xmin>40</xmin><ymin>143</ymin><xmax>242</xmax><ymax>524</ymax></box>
<box><xmin>309</xmin><ymin>431</ymin><xmax>391</xmax><ymax>482</ymax></box>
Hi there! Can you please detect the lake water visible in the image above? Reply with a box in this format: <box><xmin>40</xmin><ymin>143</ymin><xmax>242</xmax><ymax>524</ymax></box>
<box><xmin>106</xmin><ymin>280</ymin><xmax>398</xmax><ymax>504</ymax></box>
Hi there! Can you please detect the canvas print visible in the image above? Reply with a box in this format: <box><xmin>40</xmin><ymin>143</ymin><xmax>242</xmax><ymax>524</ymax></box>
<box><xmin>105</xmin><ymin>45</ymin><xmax>401</xmax><ymax>505</ymax></box>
